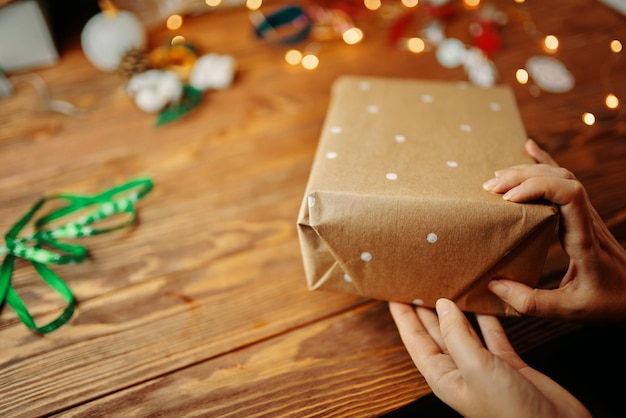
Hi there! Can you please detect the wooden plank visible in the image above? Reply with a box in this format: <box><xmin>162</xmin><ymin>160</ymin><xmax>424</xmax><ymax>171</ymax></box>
<box><xmin>0</xmin><ymin>238</ymin><xmax>366</xmax><ymax>416</ymax></box>
<box><xmin>52</xmin><ymin>301</ymin><xmax>431</xmax><ymax>418</ymax></box>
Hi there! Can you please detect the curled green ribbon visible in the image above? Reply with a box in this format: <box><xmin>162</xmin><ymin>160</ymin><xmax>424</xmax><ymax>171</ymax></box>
<box><xmin>0</xmin><ymin>177</ymin><xmax>154</xmax><ymax>333</ymax></box>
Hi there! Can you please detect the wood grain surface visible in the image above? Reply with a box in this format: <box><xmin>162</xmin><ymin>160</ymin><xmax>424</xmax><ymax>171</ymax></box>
<box><xmin>1</xmin><ymin>0</ymin><xmax>625</xmax><ymax>416</ymax></box>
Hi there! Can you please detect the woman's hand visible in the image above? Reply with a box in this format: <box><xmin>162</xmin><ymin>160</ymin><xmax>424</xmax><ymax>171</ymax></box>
<box><xmin>483</xmin><ymin>139</ymin><xmax>626</xmax><ymax>321</ymax></box>
<box><xmin>389</xmin><ymin>299</ymin><xmax>591</xmax><ymax>418</ymax></box>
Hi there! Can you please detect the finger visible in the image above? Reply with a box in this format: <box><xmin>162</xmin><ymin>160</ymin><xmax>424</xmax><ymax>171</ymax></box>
<box><xmin>501</xmin><ymin>177</ymin><xmax>595</xmax><ymax>259</ymax></box>
<box><xmin>436</xmin><ymin>299</ymin><xmax>490</xmax><ymax>371</ymax></box>
<box><xmin>525</xmin><ymin>139</ymin><xmax>559</xmax><ymax>167</ymax></box>
<box><xmin>389</xmin><ymin>302</ymin><xmax>443</xmax><ymax>360</ymax></box>
<box><xmin>501</xmin><ymin>175</ymin><xmax>580</xmax><ymax>204</ymax></box>
<box><xmin>488</xmin><ymin>279</ymin><xmax>585</xmax><ymax>318</ymax></box>
<box><xmin>389</xmin><ymin>302</ymin><xmax>460</xmax><ymax>388</ymax></box>
<box><xmin>475</xmin><ymin>313</ymin><xmax>527</xmax><ymax>370</ymax></box>
<box><xmin>416</xmin><ymin>306</ymin><xmax>446</xmax><ymax>351</ymax></box>
<box><xmin>483</xmin><ymin>164</ymin><xmax>576</xmax><ymax>195</ymax></box>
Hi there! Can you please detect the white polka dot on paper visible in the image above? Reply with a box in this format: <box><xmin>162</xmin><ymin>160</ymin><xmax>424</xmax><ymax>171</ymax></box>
<box><xmin>447</xmin><ymin>160</ymin><xmax>458</xmax><ymax>168</ymax></box>
<box><xmin>325</xmin><ymin>151</ymin><xmax>338</xmax><ymax>159</ymax></box>
<box><xmin>359</xmin><ymin>81</ymin><xmax>371</xmax><ymax>91</ymax></box>
<box><xmin>395</xmin><ymin>134</ymin><xmax>406</xmax><ymax>143</ymax></box>
<box><xmin>421</xmin><ymin>94</ymin><xmax>434</xmax><ymax>103</ymax></box>
<box><xmin>344</xmin><ymin>274</ymin><xmax>353</xmax><ymax>283</ymax></box>
<box><xmin>412</xmin><ymin>299</ymin><xmax>424</xmax><ymax>306</ymax></box>
<box><xmin>308</xmin><ymin>196</ymin><xmax>316</xmax><ymax>207</ymax></box>
<box><xmin>360</xmin><ymin>252</ymin><xmax>372</xmax><ymax>262</ymax></box>
<box><xmin>460</xmin><ymin>124</ymin><xmax>472</xmax><ymax>132</ymax></box>
<box><xmin>427</xmin><ymin>233</ymin><xmax>438</xmax><ymax>243</ymax></box>
<box><xmin>330</xmin><ymin>126</ymin><xmax>342</xmax><ymax>134</ymax></box>
<box><xmin>367</xmin><ymin>105</ymin><xmax>379</xmax><ymax>113</ymax></box>
<box><xmin>490</xmin><ymin>102</ymin><xmax>501</xmax><ymax>111</ymax></box>
<box><xmin>386</xmin><ymin>172</ymin><xmax>398</xmax><ymax>180</ymax></box>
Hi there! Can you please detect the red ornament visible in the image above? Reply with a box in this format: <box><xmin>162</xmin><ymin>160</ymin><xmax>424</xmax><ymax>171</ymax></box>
<box><xmin>472</xmin><ymin>22</ymin><xmax>501</xmax><ymax>56</ymax></box>
<box><xmin>388</xmin><ymin>11</ymin><xmax>415</xmax><ymax>46</ymax></box>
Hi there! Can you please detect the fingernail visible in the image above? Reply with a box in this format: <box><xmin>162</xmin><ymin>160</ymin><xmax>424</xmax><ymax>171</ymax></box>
<box><xmin>482</xmin><ymin>177</ymin><xmax>500</xmax><ymax>191</ymax></box>
<box><xmin>435</xmin><ymin>298</ymin><xmax>451</xmax><ymax>317</ymax></box>
<box><xmin>488</xmin><ymin>280</ymin><xmax>510</xmax><ymax>300</ymax></box>
<box><xmin>502</xmin><ymin>186</ymin><xmax>520</xmax><ymax>201</ymax></box>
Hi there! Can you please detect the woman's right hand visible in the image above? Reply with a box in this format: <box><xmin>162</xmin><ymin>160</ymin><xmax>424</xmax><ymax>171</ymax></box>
<box><xmin>482</xmin><ymin>139</ymin><xmax>626</xmax><ymax>322</ymax></box>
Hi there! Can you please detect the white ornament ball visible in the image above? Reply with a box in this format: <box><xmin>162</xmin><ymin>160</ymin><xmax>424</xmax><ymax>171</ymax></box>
<box><xmin>436</xmin><ymin>38</ymin><xmax>467</xmax><ymax>69</ymax></box>
<box><xmin>525</xmin><ymin>56</ymin><xmax>575</xmax><ymax>93</ymax></box>
<box><xmin>81</xmin><ymin>10</ymin><xmax>146</xmax><ymax>72</ymax></box>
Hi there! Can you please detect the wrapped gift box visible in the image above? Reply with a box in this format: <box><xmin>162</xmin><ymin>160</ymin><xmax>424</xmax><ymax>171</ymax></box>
<box><xmin>0</xmin><ymin>0</ymin><xmax>59</xmax><ymax>72</ymax></box>
<box><xmin>297</xmin><ymin>76</ymin><xmax>558</xmax><ymax>316</ymax></box>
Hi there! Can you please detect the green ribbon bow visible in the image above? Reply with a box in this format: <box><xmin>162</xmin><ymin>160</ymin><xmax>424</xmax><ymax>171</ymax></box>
<box><xmin>0</xmin><ymin>177</ymin><xmax>154</xmax><ymax>334</ymax></box>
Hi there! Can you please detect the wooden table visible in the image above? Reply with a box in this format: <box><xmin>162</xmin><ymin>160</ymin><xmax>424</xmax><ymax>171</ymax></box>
<box><xmin>1</xmin><ymin>0</ymin><xmax>625</xmax><ymax>416</ymax></box>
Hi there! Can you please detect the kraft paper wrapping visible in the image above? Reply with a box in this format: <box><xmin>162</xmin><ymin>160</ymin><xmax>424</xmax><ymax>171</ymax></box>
<box><xmin>297</xmin><ymin>76</ymin><xmax>558</xmax><ymax>316</ymax></box>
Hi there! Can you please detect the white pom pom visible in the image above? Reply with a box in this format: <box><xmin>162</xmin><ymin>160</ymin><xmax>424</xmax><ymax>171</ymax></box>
<box><xmin>127</xmin><ymin>70</ymin><xmax>183</xmax><ymax>113</ymax></box>
<box><xmin>189</xmin><ymin>54</ymin><xmax>237</xmax><ymax>91</ymax></box>
<box><xmin>134</xmin><ymin>89</ymin><xmax>165</xmax><ymax>113</ymax></box>
<box><xmin>436</xmin><ymin>38</ymin><xmax>467</xmax><ymax>69</ymax></box>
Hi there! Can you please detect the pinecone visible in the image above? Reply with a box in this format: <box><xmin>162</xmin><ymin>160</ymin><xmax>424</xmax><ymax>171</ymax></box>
<box><xmin>117</xmin><ymin>48</ymin><xmax>150</xmax><ymax>80</ymax></box>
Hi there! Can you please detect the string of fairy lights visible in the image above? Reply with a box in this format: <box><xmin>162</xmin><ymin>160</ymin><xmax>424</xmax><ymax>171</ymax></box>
<box><xmin>161</xmin><ymin>0</ymin><xmax>622</xmax><ymax>126</ymax></box>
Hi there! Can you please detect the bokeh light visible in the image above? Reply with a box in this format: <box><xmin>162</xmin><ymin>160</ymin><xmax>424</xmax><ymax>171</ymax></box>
<box><xmin>516</xmin><ymin>68</ymin><xmax>529</xmax><ymax>84</ymax></box>
<box><xmin>407</xmin><ymin>37</ymin><xmax>425</xmax><ymax>53</ymax></box>
<box><xmin>206</xmin><ymin>0</ymin><xmax>222</xmax><ymax>6</ymax></box>
<box><xmin>606</xmin><ymin>94</ymin><xmax>619</xmax><ymax>109</ymax></box>
<box><xmin>464</xmin><ymin>0</ymin><xmax>480</xmax><ymax>8</ymax></box>
<box><xmin>364</xmin><ymin>0</ymin><xmax>381</xmax><ymax>11</ymax></box>
<box><xmin>544</xmin><ymin>35</ymin><xmax>559</xmax><ymax>52</ymax></box>
<box><xmin>171</xmin><ymin>35</ymin><xmax>186</xmax><ymax>45</ymax></box>
<box><xmin>301</xmin><ymin>54</ymin><xmax>319</xmax><ymax>70</ymax></box>
<box><xmin>582</xmin><ymin>112</ymin><xmax>596</xmax><ymax>126</ymax></box>
<box><xmin>246</xmin><ymin>0</ymin><xmax>262</xmax><ymax>11</ymax></box>
<box><xmin>343</xmin><ymin>28</ymin><xmax>364</xmax><ymax>45</ymax></box>
<box><xmin>401</xmin><ymin>0</ymin><xmax>419</xmax><ymax>7</ymax></box>
<box><xmin>166</xmin><ymin>14</ymin><xmax>183</xmax><ymax>30</ymax></box>
<box><xmin>610</xmin><ymin>40</ymin><xmax>623</xmax><ymax>53</ymax></box>
<box><xmin>285</xmin><ymin>49</ymin><xmax>303</xmax><ymax>65</ymax></box>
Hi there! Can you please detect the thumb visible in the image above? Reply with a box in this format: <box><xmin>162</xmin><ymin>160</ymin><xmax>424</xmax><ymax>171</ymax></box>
<box><xmin>488</xmin><ymin>279</ymin><xmax>548</xmax><ymax>316</ymax></box>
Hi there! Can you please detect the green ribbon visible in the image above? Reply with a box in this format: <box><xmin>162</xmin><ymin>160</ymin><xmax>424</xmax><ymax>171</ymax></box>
<box><xmin>0</xmin><ymin>177</ymin><xmax>154</xmax><ymax>334</ymax></box>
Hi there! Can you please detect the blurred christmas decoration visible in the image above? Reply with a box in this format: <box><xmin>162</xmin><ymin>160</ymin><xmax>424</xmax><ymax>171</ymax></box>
<box><xmin>525</xmin><ymin>55</ymin><xmax>574</xmax><ymax>93</ymax></box>
<box><xmin>127</xmin><ymin>69</ymin><xmax>183</xmax><ymax>113</ymax></box>
<box><xmin>155</xmin><ymin>85</ymin><xmax>204</xmax><ymax>126</ymax></box>
<box><xmin>250</xmin><ymin>4</ymin><xmax>313</xmax><ymax>45</ymax></box>
<box><xmin>125</xmin><ymin>43</ymin><xmax>237</xmax><ymax>125</ymax></box>
<box><xmin>246</xmin><ymin>0</ymin><xmax>621</xmax><ymax>127</ymax></box>
<box><xmin>78</xmin><ymin>0</ymin><xmax>238</xmax><ymax>126</ymax></box>
<box><xmin>305</xmin><ymin>5</ymin><xmax>359</xmax><ymax>42</ymax></box>
<box><xmin>190</xmin><ymin>54</ymin><xmax>238</xmax><ymax>90</ymax></box>
<box><xmin>75</xmin><ymin>0</ymin><xmax>620</xmax><ymax>126</ymax></box>
<box><xmin>81</xmin><ymin>0</ymin><xmax>147</xmax><ymax>72</ymax></box>
<box><xmin>2</xmin><ymin>72</ymin><xmax>81</xmax><ymax>116</ymax></box>
<box><xmin>111</xmin><ymin>0</ymin><xmax>248</xmax><ymax>28</ymax></box>
<box><xmin>117</xmin><ymin>48</ymin><xmax>151</xmax><ymax>80</ymax></box>
<box><xmin>149</xmin><ymin>43</ymin><xmax>199</xmax><ymax>81</ymax></box>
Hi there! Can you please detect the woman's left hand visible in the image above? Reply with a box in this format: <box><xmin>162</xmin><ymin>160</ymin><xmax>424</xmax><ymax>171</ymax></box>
<box><xmin>389</xmin><ymin>299</ymin><xmax>591</xmax><ymax>418</ymax></box>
